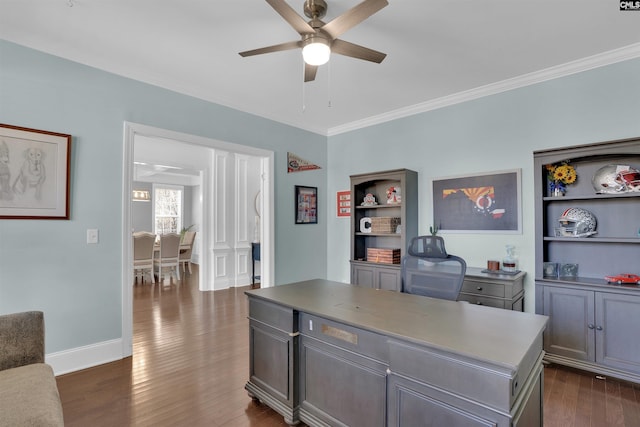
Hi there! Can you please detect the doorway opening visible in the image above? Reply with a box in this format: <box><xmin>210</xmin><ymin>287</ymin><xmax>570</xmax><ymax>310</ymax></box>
<box><xmin>122</xmin><ymin>122</ymin><xmax>274</xmax><ymax>358</ymax></box>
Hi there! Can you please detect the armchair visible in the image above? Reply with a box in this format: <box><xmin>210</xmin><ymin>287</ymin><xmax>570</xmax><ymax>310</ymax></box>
<box><xmin>0</xmin><ymin>311</ymin><xmax>64</xmax><ymax>426</ymax></box>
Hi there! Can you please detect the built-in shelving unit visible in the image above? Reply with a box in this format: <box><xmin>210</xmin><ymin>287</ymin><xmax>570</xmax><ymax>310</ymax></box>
<box><xmin>534</xmin><ymin>137</ymin><xmax>640</xmax><ymax>383</ymax></box>
<box><xmin>349</xmin><ymin>169</ymin><xmax>418</xmax><ymax>291</ymax></box>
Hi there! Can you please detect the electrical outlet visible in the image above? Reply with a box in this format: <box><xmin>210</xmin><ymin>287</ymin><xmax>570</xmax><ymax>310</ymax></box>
<box><xmin>87</xmin><ymin>229</ymin><xmax>99</xmax><ymax>244</ymax></box>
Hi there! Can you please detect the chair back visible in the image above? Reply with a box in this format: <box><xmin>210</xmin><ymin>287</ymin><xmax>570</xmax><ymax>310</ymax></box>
<box><xmin>0</xmin><ymin>311</ymin><xmax>44</xmax><ymax>370</ymax></box>
<box><xmin>133</xmin><ymin>232</ymin><xmax>156</xmax><ymax>262</ymax></box>
<box><xmin>158</xmin><ymin>233</ymin><xmax>181</xmax><ymax>261</ymax></box>
<box><xmin>179</xmin><ymin>231</ymin><xmax>196</xmax><ymax>261</ymax></box>
<box><xmin>402</xmin><ymin>236</ymin><xmax>467</xmax><ymax>301</ymax></box>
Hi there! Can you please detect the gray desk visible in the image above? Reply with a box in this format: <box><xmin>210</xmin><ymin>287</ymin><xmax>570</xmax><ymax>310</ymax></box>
<box><xmin>245</xmin><ymin>279</ymin><xmax>548</xmax><ymax>427</ymax></box>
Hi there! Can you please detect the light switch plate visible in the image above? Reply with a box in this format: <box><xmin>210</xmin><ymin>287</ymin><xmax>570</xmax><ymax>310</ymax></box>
<box><xmin>87</xmin><ymin>229</ymin><xmax>99</xmax><ymax>244</ymax></box>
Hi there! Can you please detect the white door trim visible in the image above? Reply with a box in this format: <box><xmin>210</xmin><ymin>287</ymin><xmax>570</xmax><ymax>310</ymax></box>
<box><xmin>121</xmin><ymin>121</ymin><xmax>274</xmax><ymax>357</ymax></box>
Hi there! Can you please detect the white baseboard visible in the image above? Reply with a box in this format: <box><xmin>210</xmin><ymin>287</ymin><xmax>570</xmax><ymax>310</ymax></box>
<box><xmin>46</xmin><ymin>339</ymin><xmax>125</xmax><ymax>376</ymax></box>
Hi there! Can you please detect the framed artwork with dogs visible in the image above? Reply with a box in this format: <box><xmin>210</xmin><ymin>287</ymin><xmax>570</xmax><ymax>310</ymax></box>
<box><xmin>0</xmin><ymin>124</ymin><xmax>72</xmax><ymax>219</ymax></box>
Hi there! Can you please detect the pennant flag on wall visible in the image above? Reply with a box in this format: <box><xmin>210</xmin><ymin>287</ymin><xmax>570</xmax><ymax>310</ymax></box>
<box><xmin>287</xmin><ymin>152</ymin><xmax>321</xmax><ymax>173</ymax></box>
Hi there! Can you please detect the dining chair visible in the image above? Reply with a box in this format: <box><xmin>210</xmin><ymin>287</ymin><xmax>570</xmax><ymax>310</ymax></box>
<box><xmin>154</xmin><ymin>233</ymin><xmax>181</xmax><ymax>284</ymax></box>
<box><xmin>133</xmin><ymin>231</ymin><xmax>156</xmax><ymax>284</ymax></box>
<box><xmin>179</xmin><ymin>231</ymin><xmax>196</xmax><ymax>275</ymax></box>
<box><xmin>401</xmin><ymin>235</ymin><xmax>467</xmax><ymax>301</ymax></box>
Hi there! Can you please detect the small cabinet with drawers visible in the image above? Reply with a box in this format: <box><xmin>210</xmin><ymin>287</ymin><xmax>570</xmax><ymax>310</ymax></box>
<box><xmin>458</xmin><ymin>267</ymin><xmax>525</xmax><ymax>311</ymax></box>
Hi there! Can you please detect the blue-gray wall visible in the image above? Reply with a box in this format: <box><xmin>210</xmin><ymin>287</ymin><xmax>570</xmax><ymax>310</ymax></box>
<box><xmin>2</xmin><ymin>37</ymin><xmax>639</xmax><ymax>360</ymax></box>
<box><xmin>0</xmin><ymin>40</ymin><xmax>327</xmax><ymax>354</ymax></box>
<box><xmin>326</xmin><ymin>58</ymin><xmax>640</xmax><ymax>312</ymax></box>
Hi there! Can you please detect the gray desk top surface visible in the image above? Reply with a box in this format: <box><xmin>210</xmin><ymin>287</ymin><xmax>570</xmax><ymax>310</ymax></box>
<box><xmin>464</xmin><ymin>267</ymin><xmax>526</xmax><ymax>280</ymax></box>
<box><xmin>246</xmin><ymin>279</ymin><xmax>548</xmax><ymax>370</ymax></box>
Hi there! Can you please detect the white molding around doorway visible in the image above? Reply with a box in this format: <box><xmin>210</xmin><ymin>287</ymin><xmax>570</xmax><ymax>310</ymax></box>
<box><xmin>121</xmin><ymin>122</ymin><xmax>274</xmax><ymax>358</ymax></box>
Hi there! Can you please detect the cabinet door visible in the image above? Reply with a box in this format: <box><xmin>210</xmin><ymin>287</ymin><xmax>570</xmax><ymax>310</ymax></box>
<box><xmin>352</xmin><ymin>264</ymin><xmax>375</xmax><ymax>288</ymax></box>
<box><xmin>352</xmin><ymin>264</ymin><xmax>401</xmax><ymax>291</ymax></box>
<box><xmin>377</xmin><ymin>266</ymin><xmax>401</xmax><ymax>291</ymax></box>
<box><xmin>387</xmin><ymin>374</ymin><xmax>501</xmax><ymax>427</ymax></box>
<box><xmin>596</xmin><ymin>292</ymin><xmax>640</xmax><ymax>374</ymax></box>
<box><xmin>542</xmin><ymin>286</ymin><xmax>595</xmax><ymax>362</ymax></box>
<box><xmin>246</xmin><ymin>298</ymin><xmax>299</xmax><ymax>423</ymax></box>
<box><xmin>249</xmin><ymin>321</ymin><xmax>295</xmax><ymax>401</ymax></box>
<box><xmin>300</xmin><ymin>337</ymin><xmax>387</xmax><ymax>427</ymax></box>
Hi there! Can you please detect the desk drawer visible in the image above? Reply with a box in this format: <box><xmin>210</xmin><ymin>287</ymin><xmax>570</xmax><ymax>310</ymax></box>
<box><xmin>249</xmin><ymin>298</ymin><xmax>297</xmax><ymax>333</ymax></box>
<box><xmin>300</xmin><ymin>313</ymin><xmax>388</xmax><ymax>363</ymax></box>
<box><xmin>458</xmin><ymin>293</ymin><xmax>507</xmax><ymax>309</ymax></box>
<box><xmin>462</xmin><ymin>279</ymin><xmax>505</xmax><ymax>298</ymax></box>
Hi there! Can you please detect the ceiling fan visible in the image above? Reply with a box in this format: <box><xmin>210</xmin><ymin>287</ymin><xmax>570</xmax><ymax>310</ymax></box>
<box><xmin>239</xmin><ymin>0</ymin><xmax>388</xmax><ymax>82</ymax></box>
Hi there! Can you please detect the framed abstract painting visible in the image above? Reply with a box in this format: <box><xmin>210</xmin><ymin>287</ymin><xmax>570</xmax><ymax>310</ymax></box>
<box><xmin>432</xmin><ymin>169</ymin><xmax>521</xmax><ymax>234</ymax></box>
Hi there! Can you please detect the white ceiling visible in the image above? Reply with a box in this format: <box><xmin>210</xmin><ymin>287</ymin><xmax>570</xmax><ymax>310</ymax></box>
<box><xmin>1</xmin><ymin>0</ymin><xmax>640</xmax><ymax>136</ymax></box>
<box><xmin>133</xmin><ymin>135</ymin><xmax>205</xmax><ymax>185</ymax></box>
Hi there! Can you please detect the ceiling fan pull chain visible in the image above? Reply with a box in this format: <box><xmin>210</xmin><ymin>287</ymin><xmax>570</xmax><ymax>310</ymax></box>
<box><xmin>327</xmin><ymin>60</ymin><xmax>332</xmax><ymax>108</ymax></box>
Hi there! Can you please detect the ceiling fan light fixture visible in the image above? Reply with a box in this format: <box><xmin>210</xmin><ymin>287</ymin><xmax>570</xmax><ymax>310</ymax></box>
<box><xmin>302</xmin><ymin>37</ymin><xmax>331</xmax><ymax>66</ymax></box>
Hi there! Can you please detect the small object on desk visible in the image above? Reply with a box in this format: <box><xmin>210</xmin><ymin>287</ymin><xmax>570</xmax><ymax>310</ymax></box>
<box><xmin>502</xmin><ymin>244</ymin><xmax>518</xmax><ymax>272</ymax></box>
<box><xmin>487</xmin><ymin>260</ymin><xmax>500</xmax><ymax>271</ymax></box>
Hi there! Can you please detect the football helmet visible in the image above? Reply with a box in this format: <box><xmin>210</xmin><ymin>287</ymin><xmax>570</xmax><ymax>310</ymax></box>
<box><xmin>592</xmin><ymin>164</ymin><xmax>640</xmax><ymax>193</ymax></box>
<box><xmin>556</xmin><ymin>207</ymin><xmax>597</xmax><ymax>237</ymax></box>
<box><xmin>617</xmin><ymin>168</ymin><xmax>640</xmax><ymax>192</ymax></box>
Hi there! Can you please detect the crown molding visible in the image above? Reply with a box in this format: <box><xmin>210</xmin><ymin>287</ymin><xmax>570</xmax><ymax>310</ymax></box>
<box><xmin>327</xmin><ymin>43</ymin><xmax>640</xmax><ymax>137</ymax></box>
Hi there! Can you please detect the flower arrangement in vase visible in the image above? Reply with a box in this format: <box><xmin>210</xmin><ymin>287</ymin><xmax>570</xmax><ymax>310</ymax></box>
<box><xmin>546</xmin><ymin>161</ymin><xmax>577</xmax><ymax>196</ymax></box>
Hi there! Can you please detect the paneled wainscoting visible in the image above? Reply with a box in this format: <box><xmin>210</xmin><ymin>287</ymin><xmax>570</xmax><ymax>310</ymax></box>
<box><xmin>56</xmin><ymin>266</ymin><xmax>640</xmax><ymax>426</ymax></box>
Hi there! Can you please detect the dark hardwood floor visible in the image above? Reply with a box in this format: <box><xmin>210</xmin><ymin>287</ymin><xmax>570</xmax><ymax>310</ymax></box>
<box><xmin>56</xmin><ymin>266</ymin><xmax>640</xmax><ymax>426</ymax></box>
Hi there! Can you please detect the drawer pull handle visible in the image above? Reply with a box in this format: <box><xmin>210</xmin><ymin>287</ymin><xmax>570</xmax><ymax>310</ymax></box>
<box><xmin>476</xmin><ymin>287</ymin><xmax>483</xmax><ymax>291</ymax></box>
<box><xmin>588</xmin><ymin>324</ymin><xmax>595</xmax><ymax>329</ymax></box>
<box><xmin>596</xmin><ymin>325</ymin><xmax>603</xmax><ymax>331</ymax></box>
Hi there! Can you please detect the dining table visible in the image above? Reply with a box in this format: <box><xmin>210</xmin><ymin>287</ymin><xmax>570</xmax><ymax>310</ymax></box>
<box><xmin>153</xmin><ymin>242</ymin><xmax>191</xmax><ymax>255</ymax></box>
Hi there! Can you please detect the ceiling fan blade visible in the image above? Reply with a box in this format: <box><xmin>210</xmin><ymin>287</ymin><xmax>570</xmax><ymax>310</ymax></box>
<box><xmin>304</xmin><ymin>63</ymin><xmax>318</xmax><ymax>82</ymax></box>
<box><xmin>266</xmin><ymin>0</ymin><xmax>315</xmax><ymax>35</ymax></box>
<box><xmin>239</xmin><ymin>40</ymin><xmax>301</xmax><ymax>57</ymax></box>
<box><xmin>331</xmin><ymin>39</ymin><xmax>386</xmax><ymax>63</ymax></box>
<box><xmin>322</xmin><ymin>0</ymin><xmax>388</xmax><ymax>40</ymax></box>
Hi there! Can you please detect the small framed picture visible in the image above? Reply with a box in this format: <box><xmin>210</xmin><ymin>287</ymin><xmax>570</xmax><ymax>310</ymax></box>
<box><xmin>543</xmin><ymin>262</ymin><xmax>559</xmax><ymax>278</ymax></box>
<box><xmin>560</xmin><ymin>263</ymin><xmax>579</xmax><ymax>278</ymax></box>
<box><xmin>336</xmin><ymin>190</ymin><xmax>351</xmax><ymax>217</ymax></box>
<box><xmin>295</xmin><ymin>185</ymin><xmax>317</xmax><ymax>224</ymax></box>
